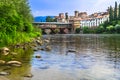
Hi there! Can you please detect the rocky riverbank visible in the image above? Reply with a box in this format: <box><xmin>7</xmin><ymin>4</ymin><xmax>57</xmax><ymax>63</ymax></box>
<box><xmin>0</xmin><ymin>37</ymin><xmax>51</xmax><ymax>80</ymax></box>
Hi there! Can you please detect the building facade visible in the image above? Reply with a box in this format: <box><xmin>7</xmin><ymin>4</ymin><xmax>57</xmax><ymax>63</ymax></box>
<box><xmin>56</xmin><ymin>11</ymin><xmax>109</xmax><ymax>29</ymax></box>
<box><xmin>80</xmin><ymin>12</ymin><xmax>109</xmax><ymax>28</ymax></box>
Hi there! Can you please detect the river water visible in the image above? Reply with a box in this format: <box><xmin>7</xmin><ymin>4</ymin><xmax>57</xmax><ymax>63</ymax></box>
<box><xmin>1</xmin><ymin>34</ymin><xmax>120</xmax><ymax>80</ymax></box>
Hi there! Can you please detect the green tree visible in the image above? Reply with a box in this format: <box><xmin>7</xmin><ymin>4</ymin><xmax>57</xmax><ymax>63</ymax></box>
<box><xmin>0</xmin><ymin>0</ymin><xmax>40</xmax><ymax>46</ymax></box>
<box><xmin>114</xmin><ymin>2</ymin><xmax>118</xmax><ymax>20</ymax></box>
<box><xmin>0</xmin><ymin>0</ymin><xmax>33</xmax><ymax>33</ymax></box>
<box><xmin>118</xmin><ymin>4</ymin><xmax>120</xmax><ymax>20</ymax></box>
<box><xmin>46</xmin><ymin>16</ymin><xmax>57</xmax><ymax>22</ymax></box>
<box><xmin>109</xmin><ymin>6</ymin><xmax>114</xmax><ymax>21</ymax></box>
<box><xmin>53</xmin><ymin>18</ymin><xmax>57</xmax><ymax>22</ymax></box>
<box><xmin>46</xmin><ymin>16</ymin><xmax>53</xmax><ymax>22</ymax></box>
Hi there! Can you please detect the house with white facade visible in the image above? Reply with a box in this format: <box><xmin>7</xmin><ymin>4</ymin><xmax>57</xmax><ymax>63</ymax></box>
<box><xmin>80</xmin><ymin>12</ymin><xmax>109</xmax><ymax>28</ymax></box>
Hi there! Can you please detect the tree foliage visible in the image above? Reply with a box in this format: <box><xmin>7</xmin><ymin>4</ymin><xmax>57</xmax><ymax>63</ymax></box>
<box><xmin>83</xmin><ymin>26</ymin><xmax>89</xmax><ymax>33</ymax></box>
<box><xmin>118</xmin><ymin>4</ymin><xmax>120</xmax><ymax>20</ymax></box>
<box><xmin>114</xmin><ymin>2</ymin><xmax>118</xmax><ymax>20</ymax></box>
<box><xmin>46</xmin><ymin>16</ymin><xmax>56</xmax><ymax>22</ymax></box>
<box><xmin>0</xmin><ymin>0</ymin><xmax>33</xmax><ymax>34</ymax></box>
<box><xmin>109</xmin><ymin>6</ymin><xmax>114</xmax><ymax>21</ymax></box>
<box><xmin>0</xmin><ymin>0</ymin><xmax>41</xmax><ymax>46</ymax></box>
<box><xmin>75</xmin><ymin>28</ymin><xmax>80</xmax><ymax>33</ymax></box>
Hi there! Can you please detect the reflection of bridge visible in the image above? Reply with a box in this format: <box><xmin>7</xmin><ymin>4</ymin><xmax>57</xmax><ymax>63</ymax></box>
<box><xmin>33</xmin><ymin>22</ymin><xmax>74</xmax><ymax>34</ymax></box>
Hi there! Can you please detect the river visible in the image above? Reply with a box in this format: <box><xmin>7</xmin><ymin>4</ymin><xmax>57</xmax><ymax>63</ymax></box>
<box><xmin>0</xmin><ymin>34</ymin><xmax>120</xmax><ymax>80</ymax></box>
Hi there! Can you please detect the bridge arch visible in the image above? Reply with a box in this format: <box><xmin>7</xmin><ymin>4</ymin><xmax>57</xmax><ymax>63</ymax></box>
<box><xmin>33</xmin><ymin>22</ymin><xmax>73</xmax><ymax>34</ymax></box>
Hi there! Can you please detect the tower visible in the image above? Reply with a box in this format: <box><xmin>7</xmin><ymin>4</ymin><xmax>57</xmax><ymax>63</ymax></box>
<box><xmin>75</xmin><ymin>11</ymin><xmax>79</xmax><ymax>18</ymax></box>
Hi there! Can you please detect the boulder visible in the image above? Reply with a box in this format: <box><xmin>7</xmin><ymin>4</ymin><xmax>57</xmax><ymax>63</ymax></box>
<box><xmin>37</xmin><ymin>37</ymin><xmax>41</xmax><ymax>40</ymax></box>
<box><xmin>0</xmin><ymin>60</ymin><xmax>6</xmax><ymax>64</ymax></box>
<box><xmin>32</xmin><ymin>44</ymin><xmax>37</xmax><ymax>47</ymax></box>
<box><xmin>0</xmin><ymin>72</ymin><xmax>10</xmax><ymax>76</ymax></box>
<box><xmin>6</xmin><ymin>61</ymin><xmax>22</xmax><ymax>67</ymax></box>
<box><xmin>0</xmin><ymin>47</ymin><xmax>10</xmax><ymax>55</ymax></box>
<box><xmin>11</xmin><ymin>64</ymin><xmax>21</xmax><ymax>67</ymax></box>
<box><xmin>36</xmin><ymin>40</ymin><xmax>43</xmax><ymax>45</ymax></box>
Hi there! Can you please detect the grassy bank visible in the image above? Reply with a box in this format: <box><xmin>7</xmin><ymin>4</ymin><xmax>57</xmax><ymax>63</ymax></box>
<box><xmin>0</xmin><ymin>29</ymin><xmax>42</xmax><ymax>47</ymax></box>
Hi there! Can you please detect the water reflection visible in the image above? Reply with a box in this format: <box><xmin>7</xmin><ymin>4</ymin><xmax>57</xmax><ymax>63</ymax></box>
<box><xmin>0</xmin><ymin>34</ymin><xmax>120</xmax><ymax>80</ymax></box>
<box><xmin>32</xmin><ymin>34</ymin><xmax>120</xmax><ymax>80</ymax></box>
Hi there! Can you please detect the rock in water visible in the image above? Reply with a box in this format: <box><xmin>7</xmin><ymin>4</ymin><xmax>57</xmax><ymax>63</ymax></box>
<box><xmin>24</xmin><ymin>73</ymin><xmax>33</xmax><ymax>78</ymax></box>
<box><xmin>67</xmin><ymin>49</ymin><xmax>77</xmax><ymax>53</ymax></box>
<box><xmin>35</xmin><ymin>54</ymin><xmax>41</xmax><ymax>58</ymax></box>
<box><xmin>66</xmin><ymin>49</ymin><xmax>77</xmax><ymax>55</ymax></box>
<box><xmin>0</xmin><ymin>72</ymin><xmax>10</xmax><ymax>76</ymax></box>
<box><xmin>6</xmin><ymin>61</ymin><xmax>22</xmax><ymax>67</ymax></box>
<box><xmin>45</xmin><ymin>46</ymin><xmax>51</xmax><ymax>51</ymax></box>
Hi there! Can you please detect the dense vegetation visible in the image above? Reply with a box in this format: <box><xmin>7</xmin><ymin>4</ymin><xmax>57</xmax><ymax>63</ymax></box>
<box><xmin>0</xmin><ymin>0</ymin><xmax>41</xmax><ymax>47</ymax></box>
<box><xmin>46</xmin><ymin>16</ymin><xmax>57</xmax><ymax>22</ymax></box>
<box><xmin>82</xmin><ymin>2</ymin><xmax>120</xmax><ymax>34</ymax></box>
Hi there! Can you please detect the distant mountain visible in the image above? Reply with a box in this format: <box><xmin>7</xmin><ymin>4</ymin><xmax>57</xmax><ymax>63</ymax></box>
<box><xmin>34</xmin><ymin>16</ymin><xmax>55</xmax><ymax>22</ymax></box>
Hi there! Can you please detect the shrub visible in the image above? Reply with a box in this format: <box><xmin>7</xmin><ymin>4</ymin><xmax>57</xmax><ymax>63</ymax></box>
<box><xmin>106</xmin><ymin>25</ymin><xmax>115</xmax><ymax>33</ymax></box>
<box><xmin>115</xmin><ymin>24</ymin><xmax>120</xmax><ymax>33</ymax></box>
<box><xmin>75</xmin><ymin>28</ymin><xmax>80</xmax><ymax>33</ymax></box>
<box><xmin>95</xmin><ymin>26</ymin><xmax>105</xmax><ymax>33</ymax></box>
<box><xmin>83</xmin><ymin>26</ymin><xmax>90</xmax><ymax>33</ymax></box>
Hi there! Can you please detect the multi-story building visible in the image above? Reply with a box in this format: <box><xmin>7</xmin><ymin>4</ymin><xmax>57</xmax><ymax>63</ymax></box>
<box><xmin>56</xmin><ymin>11</ymin><xmax>109</xmax><ymax>29</ymax></box>
<box><xmin>80</xmin><ymin>12</ymin><xmax>109</xmax><ymax>28</ymax></box>
<box><xmin>78</xmin><ymin>12</ymin><xmax>88</xmax><ymax>19</ymax></box>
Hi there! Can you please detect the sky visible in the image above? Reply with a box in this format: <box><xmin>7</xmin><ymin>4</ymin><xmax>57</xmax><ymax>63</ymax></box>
<box><xmin>29</xmin><ymin>0</ymin><xmax>120</xmax><ymax>17</ymax></box>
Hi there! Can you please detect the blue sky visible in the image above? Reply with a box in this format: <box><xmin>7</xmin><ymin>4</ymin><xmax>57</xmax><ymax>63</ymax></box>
<box><xmin>29</xmin><ymin>0</ymin><xmax>120</xmax><ymax>17</ymax></box>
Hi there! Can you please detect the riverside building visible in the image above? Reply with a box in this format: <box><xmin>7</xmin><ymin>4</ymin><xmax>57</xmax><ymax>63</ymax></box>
<box><xmin>56</xmin><ymin>11</ymin><xmax>109</xmax><ymax>29</ymax></box>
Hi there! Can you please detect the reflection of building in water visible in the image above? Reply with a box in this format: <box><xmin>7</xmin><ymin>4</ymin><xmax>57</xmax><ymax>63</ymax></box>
<box><xmin>51</xmin><ymin>35</ymin><xmax>68</xmax><ymax>54</ymax></box>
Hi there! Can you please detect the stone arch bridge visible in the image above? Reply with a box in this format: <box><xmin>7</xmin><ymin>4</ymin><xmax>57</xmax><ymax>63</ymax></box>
<box><xmin>33</xmin><ymin>22</ymin><xmax>74</xmax><ymax>34</ymax></box>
